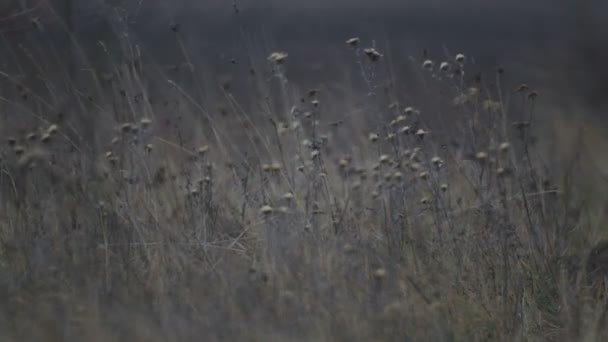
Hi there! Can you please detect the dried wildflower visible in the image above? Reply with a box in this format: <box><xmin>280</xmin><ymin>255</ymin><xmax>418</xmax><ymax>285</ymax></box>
<box><xmin>419</xmin><ymin>171</ymin><xmax>429</xmax><ymax>180</ymax></box>
<box><xmin>368</xmin><ymin>133</ymin><xmax>379</xmax><ymax>142</ymax></box>
<box><xmin>415</xmin><ymin>129</ymin><xmax>428</xmax><ymax>139</ymax></box>
<box><xmin>120</xmin><ymin>123</ymin><xmax>133</xmax><ymax>133</ymax></box>
<box><xmin>439</xmin><ymin>62</ymin><xmax>450</xmax><ymax>72</ymax></box>
<box><xmin>260</xmin><ymin>205</ymin><xmax>273</xmax><ymax>215</ymax></box>
<box><xmin>399</xmin><ymin>126</ymin><xmax>411</xmax><ymax>134</ymax></box>
<box><xmin>41</xmin><ymin>133</ymin><xmax>52</xmax><ymax>144</ymax></box>
<box><xmin>496</xmin><ymin>167</ymin><xmax>511</xmax><ymax>177</ymax></box>
<box><xmin>403</xmin><ymin>107</ymin><xmax>416</xmax><ymax>115</ymax></box>
<box><xmin>270</xmin><ymin>162</ymin><xmax>282</xmax><ymax>171</ymax></box>
<box><xmin>373</xmin><ymin>268</ymin><xmax>387</xmax><ymax>279</ymax></box>
<box><xmin>13</xmin><ymin>145</ymin><xmax>25</xmax><ymax>155</ymax></box>
<box><xmin>379</xmin><ymin>155</ymin><xmax>391</xmax><ymax>164</ymax></box>
<box><xmin>283</xmin><ymin>191</ymin><xmax>294</xmax><ymax>201</ymax></box>
<box><xmin>420</xmin><ymin>197</ymin><xmax>429</xmax><ymax>205</ymax></box>
<box><xmin>390</xmin><ymin>115</ymin><xmax>407</xmax><ymax>127</ymax></box>
<box><xmin>516</xmin><ymin>84</ymin><xmax>530</xmax><ymax>93</ymax></box>
<box><xmin>364</xmin><ymin>48</ymin><xmax>383</xmax><ymax>62</ymax></box>
<box><xmin>422</xmin><ymin>60</ymin><xmax>434</xmax><ymax>70</ymax></box>
<box><xmin>455</xmin><ymin>53</ymin><xmax>466</xmax><ymax>63</ymax></box>
<box><xmin>393</xmin><ymin>172</ymin><xmax>403</xmax><ymax>181</ymax></box>
<box><xmin>512</xmin><ymin>121</ymin><xmax>531</xmax><ymax>130</ymax></box>
<box><xmin>268</xmin><ymin>52</ymin><xmax>288</xmax><ymax>64</ymax></box>
<box><xmin>440</xmin><ymin>184</ymin><xmax>448</xmax><ymax>192</ymax></box>
<box><xmin>346</xmin><ymin>37</ymin><xmax>360</xmax><ymax>47</ymax></box>
<box><xmin>197</xmin><ymin>145</ymin><xmax>209</xmax><ymax>156</ymax></box>
<box><xmin>311</xmin><ymin>99</ymin><xmax>320</xmax><ymax>107</ymax></box>
<box><xmin>498</xmin><ymin>142</ymin><xmax>510</xmax><ymax>152</ymax></box>
<box><xmin>475</xmin><ymin>151</ymin><xmax>488</xmax><ymax>161</ymax></box>
<box><xmin>483</xmin><ymin>100</ymin><xmax>501</xmax><ymax>111</ymax></box>
<box><xmin>431</xmin><ymin>156</ymin><xmax>444</xmax><ymax>168</ymax></box>
<box><xmin>528</xmin><ymin>91</ymin><xmax>539</xmax><ymax>100</ymax></box>
<box><xmin>140</xmin><ymin>118</ymin><xmax>152</xmax><ymax>129</ymax></box>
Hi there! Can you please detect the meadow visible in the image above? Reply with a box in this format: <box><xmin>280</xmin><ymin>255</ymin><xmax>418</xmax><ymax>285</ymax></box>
<box><xmin>0</xmin><ymin>4</ymin><xmax>607</xmax><ymax>341</ymax></box>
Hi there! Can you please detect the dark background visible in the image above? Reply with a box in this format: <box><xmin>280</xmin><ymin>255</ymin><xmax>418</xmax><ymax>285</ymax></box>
<box><xmin>1</xmin><ymin>0</ymin><xmax>607</xmax><ymax>119</ymax></box>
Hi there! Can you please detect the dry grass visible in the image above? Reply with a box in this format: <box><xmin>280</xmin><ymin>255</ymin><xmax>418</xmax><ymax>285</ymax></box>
<box><xmin>0</xmin><ymin>5</ymin><xmax>607</xmax><ymax>342</ymax></box>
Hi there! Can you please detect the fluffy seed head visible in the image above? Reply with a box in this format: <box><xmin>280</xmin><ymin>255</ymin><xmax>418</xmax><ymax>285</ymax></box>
<box><xmin>440</xmin><ymin>184</ymin><xmax>449</xmax><ymax>192</ymax></box>
<box><xmin>439</xmin><ymin>62</ymin><xmax>450</xmax><ymax>72</ymax></box>
<box><xmin>499</xmin><ymin>142</ymin><xmax>510</xmax><ymax>152</ymax></box>
<box><xmin>368</xmin><ymin>133</ymin><xmax>379</xmax><ymax>142</ymax></box>
<box><xmin>455</xmin><ymin>53</ymin><xmax>466</xmax><ymax>63</ymax></box>
<box><xmin>422</xmin><ymin>60</ymin><xmax>434</xmax><ymax>70</ymax></box>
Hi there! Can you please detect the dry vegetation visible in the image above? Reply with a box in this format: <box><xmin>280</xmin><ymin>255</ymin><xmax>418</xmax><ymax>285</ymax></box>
<box><xmin>0</xmin><ymin>5</ymin><xmax>608</xmax><ymax>342</ymax></box>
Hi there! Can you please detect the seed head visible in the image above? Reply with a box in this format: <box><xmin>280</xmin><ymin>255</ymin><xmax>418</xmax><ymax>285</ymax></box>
<box><xmin>26</xmin><ymin>132</ymin><xmax>38</xmax><ymax>142</ymax></box>
<box><xmin>373</xmin><ymin>268</ymin><xmax>387</xmax><ymax>279</ymax></box>
<box><xmin>338</xmin><ymin>158</ymin><xmax>349</xmax><ymax>168</ymax></box>
<box><xmin>455</xmin><ymin>53</ymin><xmax>466</xmax><ymax>64</ymax></box>
<box><xmin>41</xmin><ymin>133</ymin><xmax>52</xmax><ymax>144</ymax></box>
<box><xmin>311</xmin><ymin>150</ymin><xmax>320</xmax><ymax>159</ymax></box>
<box><xmin>368</xmin><ymin>133</ymin><xmax>379</xmax><ymax>142</ymax></box>
<box><xmin>47</xmin><ymin>124</ymin><xmax>59</xmax><ymax>136</ymax></box>
<box><xmin>140</xmin><ymin>118</ymin><xmax>152</xmax><ymax>129</ymax></box>
<box><xmin>364</xmin><ymin>48</ymin><xmax>383</xmax><ymax>62</ymax></box>
<box><xmin>346</xmin><ymin>37</ymin><xmax>360</xmax><ymax>47</ymax></box>
<box><xmin>422</xmin><ymin>60</ymin><xmax>434</xmax><ymax>70</ymax></box>
<box><xmin>120</xmin><ymin>123</ymin><xmax>134</xmax><ymax>133</ymax></box>
<box><xmin>197</xmin><ymin>145</ymin><xmax>209</xmax><ymax>156</ymax></box>
<box><xmin>528</xmin><ymin>91</ymin><xmax>539</xmax><ymax>100</ymax></box>
<box><xmin>475</xmin><ymin>151</ymin><xmax>488</xmax><ymax>161</ymax></box>
<box><xmin>268</xmin><ymin>52</ymin><xmax>288</xmax><ymax>65</ymax></box>
<box><xmin>420</xmin><ymin>197</ymin><xmax>429</xmax><ymax>205</ymax></box>
<box><xmin>403</xmin><ymin>107</ymin><xmax>416</xmax><ymax>115</ymax></box>
<box><xmin>415</xmin><ymin>129</ymin><xmax>428</xmax><ymax>139</ymax></box>
<box><xmin>431</xmin><ymin>156</ymin><xmax>444</xmax><ymax>168</ymax></box>
<box><xmin>145</xmin><ymin>144</ymin><xmax>153</xmax><ymax>153</ymax></box>
<box><xmin>393</xmin><ymin>171</ymin><xmax>403</xmax><ymax>181</ymax></box>
<box><xmin>399</xmin><ymin>126</ymin><xmax>411</xmax><ymax>135</ymax></box>
<box><xmin>498</xmin><ymin>142</ymin><xmax>510</xmax><ymax>152</ymax></box>
<box><xmin>260</xmin><ymin>205</ymin><xmax>273</xmax><ymax>215</ymax></box>
<box><xmin>390</xmin><ymin>115</ymin><xmax>407</xmax><ymax>127</ymax></box>
<box><xmin>386</xmin><ymin>133</ymin><xmax>396</xmax><ymax>141</ymax></box>
<box><xmin>270</xmin><ymin>162</ymin><xmax>282</xmax><ymax>171</ymax></box>
<box><xmin>440</xmin><ymin>184</ymin><xmax>448</xmax><ymax>192</ymax></box>
<box><xmin>419</xmin><ymin>171</ymin><xmax>428</xmax><ymax>180</ymax></box>
<box><xmin>439</xmin><ymin>62</ymin><xmax>450</xmax><ymax>72</ymax></box>
<box><xmin>13</xmin><ymin>145</ymin><xmax>25</xmax><ymax>155</ymax></box>
<box><xmin>283</xmin><ymin>191</ymin><xmax>294</xmax><ymax>201</ymax></box>
<box><xmin>379</xmin><ymin>155</ymin><xmax>390</xmax><ymax>164</ymax></box>
<box><xmin>517</xmin><ymin>84</ymin><xmax>530</xmax><ymax>93</ymax></box>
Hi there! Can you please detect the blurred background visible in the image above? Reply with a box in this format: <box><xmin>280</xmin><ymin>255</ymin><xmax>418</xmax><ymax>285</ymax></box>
<box><xmin>0</xmin><ymin>0</ymin><xmax>606</xmax><ymax>132</ymax></box>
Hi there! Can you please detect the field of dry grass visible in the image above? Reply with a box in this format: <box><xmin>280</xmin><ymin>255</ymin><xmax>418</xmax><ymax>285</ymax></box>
<box><xmin>0</xmin><ymin>5</ymin><xmax>607</xmax><ymax>341</ymax></box>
